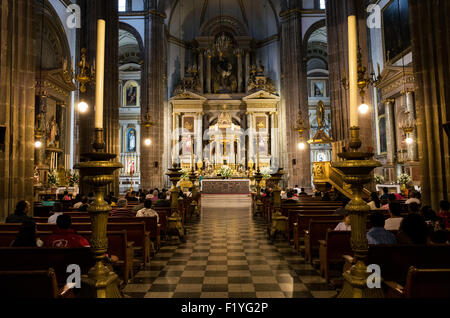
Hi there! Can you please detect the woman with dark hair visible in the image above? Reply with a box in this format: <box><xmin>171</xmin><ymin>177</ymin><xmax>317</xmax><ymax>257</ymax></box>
<box><xmin>368</xmin><ymin>192</ymin><xmax>381</xmax><ymax>210</ymax></box>
<box><xmin>397</xmin><ymin>213</ymin><xmax>428</xmax><ymax>245</ymax></box>
<box><xmin>11</xmin><ymin>222</ymin><xmax>43</xmax><ymax>247</ymax></box>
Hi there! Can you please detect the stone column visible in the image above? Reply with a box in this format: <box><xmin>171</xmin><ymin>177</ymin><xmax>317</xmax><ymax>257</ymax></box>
<box><xmin>245</xmin><ymin>51</ymin><xmax>250</xmax><ymax>93</ymax></box>
<box><xmin>0</xmin><ymin>0</ymin><xmax>36</xmax><ymax>219</ymax></box>
<box><xmin>280</xmin><ymin>8</ymin><xmax>311</xmax><ymax>189</ymax></box>
<box><xmin>206</xmin><ymin>54</ymin><xmax>212</xmax><ymax>94</ymax></box>
<box><xmin>247</xmin><ymin>113</ymin><xmax>254</xmax><ymax>162</ymax></box>
<box><xmin>141</xmin><ymin>9</ymin><xmax>167</xmax><ymax>189</ymax></box>
<box><xmin>270</xmin><ymin>111</ymin><xmax>278</xmax><ymax>167</ymax></box>
<box><xmin>384</xmin><ymin>99</ymin><xmax>396</xmax><ymax>165</ymax></box>
<box><xmin>237</xmin><ymin>49</ymin><xmax>243</xmax><ymax>93</ymax></box>
<box><xmin>409</xmin><ymin>0</ymin><xmax>450</xmax><ymax>208</ymax></box>
<box><xmin>198</xmin><ymin>51</ymin><xmax>204</xmax><ymax>94</ymax></box>
<box><xmin>405</xmin><ymin>91</ymin><xmax>418</xmax><ymax>162</ymax></box>
<box><xmin>196</xmin><ymin>113</ymin><xmax>203</xmax><ymax>162</ymax></box>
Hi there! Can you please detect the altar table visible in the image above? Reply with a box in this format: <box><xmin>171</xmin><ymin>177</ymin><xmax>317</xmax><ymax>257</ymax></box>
<box><xmin>201</xmin><ymin>179</ymin><xmax>250</xmax><ymax>194</ymax></box>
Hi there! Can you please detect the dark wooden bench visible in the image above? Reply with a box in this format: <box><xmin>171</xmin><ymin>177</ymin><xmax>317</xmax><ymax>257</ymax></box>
<box><xmin>303</xmin><ymin>220</ymin><xmax>340</xmax><ymax>263</ymax></box>
<box><xmin>0</xmin><ymin>231</ymin><xmax>53</xmax><ymax>247</ymax></box>
<box><xmin>0</xmin><ymin>247</ymin><xmax>94</xmax><ymax>288</ymax></box>
<box><xmin>384</xmin><ymin>267</ymin><xmax>450</xmax><ymax>298</ymax></box>
<box><xmin>0</xmin><ymin>269</ymin><xmax>75</xmax><ymax>298</ymax></box>
<box><xmin>319</xmin><ymin>230</ymin><xmax>352</xmax><ymax>283</ymax></box>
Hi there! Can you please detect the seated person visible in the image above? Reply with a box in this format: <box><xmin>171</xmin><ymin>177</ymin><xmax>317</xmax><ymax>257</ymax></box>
<box><xmin>298</xmin><ymin>188</ymin><xmax>308</xmax><ymax>196</ymax></box>
<box><xmin>78</xmin><ymin>197</ymin><xmax>90</xmax><ymax>212</ymax></box>
<box><xmin>6</xmin><ymin>201</ymin><xmax>34</xmax><ymax>224</ymax></box>
<box><xmin>313</xmin><ymin>191</ymin><xmax>322</xmax><ymax>200</ymax></box>
<box><xmin>380</xmin><ymin>187</ymin><xmax>390</xmax><ymax>201</ymax></box>
<box><xmin>381</xmin><ymin>193</ymin><xmax>397</xmax><ymax>210</ymax></box>
<box><xmin>154</xmin><ymin>192</ymin><xmax>171</xmax><ymax>207</ymax></box>
<box><xmin>368</xmin><ymin>192</ymin><xmax>382</xmax><ymax>210</ymax></box>
<box><xmin>48</xmin><ymin>202</ymin><xmax>64</xmax><ymax>224</ymax></box>
<box><xmin>385</xmin><ymin>202</ymin><xmax>403</xmax><ymax>230</ymax></box>
<box><xmin>136</xmin><ymin>199</ymin><xmax>159</xmax><ymax>223</ymax></box>
<box><xmin>110</xmin><ymin>199</ymin><xmax>134</xmax><ymax>218</ymax></box>
<box><xmin>367</xmin><ymin>211</ymin><xmax>397</xmax><ymax>245</ymax></box>
<box><xmin>10</xmin><ymin>222</ymin><xmax>43</xmax><ymax>247</ymax></box>
<box><xmin>408</xmin><ymin>202</ymin><xmax>420</xmax><ymax>214</ymax></box>
<box><xmin>72</xmin><ymin>194</ymin><xmax>83</xmax><ymax>209</ymax></box>
<box><xmin>405</xmin><ymin>190</ymin><xmax>421</xmax><ymax>205</ymax></box>
<box><xmin>438</xmin><ymin>200</ymin><xmax>450</xmax><ymax>228</ymax></box>
<box><xmin>335</xmin><ymin>212</ymin><xmax>351</xmax><ymax>231</ymax></box>
<box><xmin>285</xmin><ymin>191</ymin><xmax>298</xmax><ymax>203</ymax></box>
<box><xmin>396</xmin><ymin>213</ymin><xmax>428</xmax><ymax>245</ymax></box>
<box><xmin>45</xmin><ymin>215</ymin><xmax>90</xmax><ymax>248</ymax></box>
<box><xmin>62</xmin><ymin>191</ymin><xmax>72</xmax><ymax>201</ymax></box>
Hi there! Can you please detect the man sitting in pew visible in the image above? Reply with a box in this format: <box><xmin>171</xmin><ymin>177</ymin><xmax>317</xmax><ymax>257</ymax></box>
<box><xmin>110</xmin><ymin>199</ymin><xmax>134</xmax><ymax>218</ymax></box>
<box><xmin>396</xmin><ymin>213</ymin><xmax>428</xmax><ymax>245</ymax></box>
<box><xmin>385</xmin><ymin>202</ymin><xmax>403</xmax><ymax>230</ymax></box>
<box><xmin>47</xmin><ymin>203</ymin><xmax>64</xmax><ymax>224</ymax></box>
<box><xmin>285</xmin><ymin>191</ymin><xmax>298</xmax><ymax>203</ymax></box>
<box><xmin>45</xmin><ymin>215</ymin><xmax>90</xmax><ymax>248</ymax></box>
<box><xmin>78</xmin><ymin>197</ymin><xmax>90</xmax><ymax>212</ymax></box>
<box><xmin>334</xmin><ymin>212</ymin><xmax>351</xmax><ymax>231</ymax></box>
<box><xmin>367</xmin><ymin>211</ymin><xmax>397</xmax><ymax>245</ymax></box>
<box><xmin>136</xmin><ymin>199</ymin><xmax>159</xmax><ymax>223</ymax></box>
<box><xmin>6</xmin><ymin>201</ymin><xmax>34</xmax><ymax>224</ymax></box>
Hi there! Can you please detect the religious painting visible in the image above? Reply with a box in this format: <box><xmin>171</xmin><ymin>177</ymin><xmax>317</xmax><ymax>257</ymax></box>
<box><xmin>183</xmin><ymin>135</ymin><xmax>193</xmax><ymax>155</ymax></box>
<box><xmin>46</xmin><ymin>99</ymin><xmax>65</xmax><ymax>150</ymax></box>
<box><xmin>311</xmin><ymin>80</ymin><xmax>326</xmax><ymax>97</ymax></box>
<box><xmin>255</xmin><ymin>116</ymin><xmax>267</xmax><ymax>133</ymax></box>
<box><xmin>376</xmin><ymin>89</ymin><xmax>385</xmax><ymax>116</ymax></box>
<box><xmin>183</xmin><ymin>116</ymin><xmax>195</xmax><ymax>133</ymax></box>
<box><xmin>383</xmin><ymin>0</ymin><xmax>411</xmax><ymax>63</ymax></box>
<box><xmin>123</xmin><ymin>81</ymin><xmax>140</xmax><ymax>107</ymax></box>
<box><xmin>378</xmin><ymin>116</ymin><xmax>387</xmax><ymax>154</ymax></box>
<box><xmin>127</xmin><ymin>128</ymin><xmax>137</xmax><ymax>153</ymax></box>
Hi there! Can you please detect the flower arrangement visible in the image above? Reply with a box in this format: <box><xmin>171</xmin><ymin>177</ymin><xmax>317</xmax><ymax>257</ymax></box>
<box><xmin>261</xmin><ymin>167</ymin><xmax>272</xmax><ymax>179</ymax></box>
<box><xmin>181</xmin><ymin>169</ymin><xmax>190</xmax><ymax>181</ymax></box>
<box><xmin>48</xmin><ymin>170</ymin><xmax>59</xmax><ymax>187</ymax></box>
<box><xmin>218</xmin><ymin>166</ymin><xmax>232</xmax><ymax>178</ymax></box>
<box><xmin>374</xmin><ymin>174</ymin><xmax>385</xmax><ymax>184</ymax></box>
<box><xmin>67</xmin><ymin>170</ymin><xmax>79</xmax><ymax>187</ymax></box>
<box><xmin>397</xmin><ymin>173</ymin><xmax>412</xmax><ymax>185</ymax></box>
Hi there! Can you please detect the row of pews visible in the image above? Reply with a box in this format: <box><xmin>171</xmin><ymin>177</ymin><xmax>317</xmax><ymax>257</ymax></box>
<box><xmin>258</xmin><ymin>195</ymin><xmax>450</xmax><ymax>297</ymax></box>
<box><xmin>0</xmin><ymin>201</ymin><xmax>191</xmax><ymax>298</ymax></box>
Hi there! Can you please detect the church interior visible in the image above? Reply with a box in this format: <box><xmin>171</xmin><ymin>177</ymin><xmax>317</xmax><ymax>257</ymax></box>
<box><xmin>0</xmin><ymin>0</ymin><xmax>449</xmax><ymax>300</ymax></box>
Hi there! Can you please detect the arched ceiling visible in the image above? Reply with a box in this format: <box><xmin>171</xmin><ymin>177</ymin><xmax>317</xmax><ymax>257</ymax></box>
<box><xmin>163</xmin><ymin>0</ymin><xmax>280</xmax><ymax>41</ymax></box>
<box><xmin>119</xmin><ymin>29</ymin><xmax>141</xmax><ymax>65</ymax></box>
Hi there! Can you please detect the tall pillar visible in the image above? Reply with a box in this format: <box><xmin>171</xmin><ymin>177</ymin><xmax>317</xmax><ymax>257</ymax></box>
<box><xmin>247</xmin><ymin>112</ymin><xmax>254</xmax><ymax>162</ymax></box>
<box><xmin>405</xmin><ymin>91</ymin><xmax>418</xmax><ymax>162</ymax></box>
<box><xmin>409</xmin><ymin>0</ymin><xmax>450</xmax><ymax>208</ymax></box>
<box><xmin>0</xmin><ymin>0</ymin><xmax>36</xmax><ymax>219</ymax></box>
<box><xmin>270</xmin><ymin>111</ymin><xmax>278</xmax><ymax>168</ymax></box>
<box><xmin>196</xmin><ymin>113</ymin><xmax>203</xmax><ymax>162</ymax></box>
<box><xmin>237</xmin><ymin>49</ymin><xmax>243</xmax><ymax>93</ymax></box>
<box><xmin>384</xmin><ymin>99</ymin><xmax>396</xmax><ymax>165</ymax></box>
<box><xmin>245</xmin><ymin>51</ymin><xmax>250</xmax><ymax>93</ymax></box>
<box><xmin>198</xmin><ymin>51</ymin><xmax>204</xmax><ymax>94</ymax></box>
<box><xmin>206</xmin><ymin>54</ymin><xmax>212</xmax><ymax>94</ymax></box>
<box><xmin>141</xmin><ymin>9</ymin><xmax>166</xmax><ymax>189</ymax></box>
<box><xmin>280</xmin><ymin>7</ymin><xmax>311</xmax><ymax>189</ymax></box>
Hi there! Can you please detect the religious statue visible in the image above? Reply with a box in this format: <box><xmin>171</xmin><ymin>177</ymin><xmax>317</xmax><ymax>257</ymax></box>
<box><xmin>213</xmin><ymin>58</ymin><xmax>237</xmax><ymax>93</ymax></box>
<box><xmin>127</xmin><ymin>129</ymin><xmax>136</xmax><ymax>152</ymax></box>
<box><xmin>218</xmin><ymin>106</ymin><xmax>232</xmax><ymax>129</ymax></box>
<box><xmin>47</xmin><ymin>116</ymin><xmax>59</xmax><ymax>148</ymax></box>
<box><xmin>317</xmin><ymin>100</ymin><xmax>325</xmax><ymax>128</ymax></box>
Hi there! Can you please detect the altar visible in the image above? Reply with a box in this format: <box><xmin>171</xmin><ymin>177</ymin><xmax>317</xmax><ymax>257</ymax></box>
<box><xmin>201</xmin><ymin>179</ymin><xmax>250</xmax><ymax>194</ymax></box>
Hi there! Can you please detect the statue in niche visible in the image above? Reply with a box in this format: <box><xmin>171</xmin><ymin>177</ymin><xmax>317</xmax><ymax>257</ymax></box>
<box><xmin>127</xmin><ymin>129</ymin><xmax>136</xmax><ymax>153</ymax></box>
<box><xmin>47</xmin><ymin>116</ymin><xmax>59</xmax><ymax>148</ymax></box>
<box><xmin>317</xmin><ymin>100</ymin><xmax>325</xmax><ymax>128</ymax></box>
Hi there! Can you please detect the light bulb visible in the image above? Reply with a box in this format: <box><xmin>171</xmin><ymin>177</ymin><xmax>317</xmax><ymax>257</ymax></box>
<box><xmin>144</xmin><ymin>138</ymin><xmax>151</xmax><ymax>146</ymax></box>
<box><xmin>77</xmin><ymin>101</ymin><xmax>89</xmax><ymax>113</ymax></box>
<box><xmin>358</xmin><ymin>103</ymin><xmax>369</xmax><ymax>114</ymax></box>
<box><xmin>298</xmin><ymin>142</ymin><xmax>306</xmax><ymax>150</ymax></box>
<box><xmin>405</xmin><ymin>137</ymin><xmax>413</xmax><ymax>145</ymax></box>
<box><xmin>34</xmin><ymin>140</ymin><xmax>42</xmax><ymax>148</ymax></box>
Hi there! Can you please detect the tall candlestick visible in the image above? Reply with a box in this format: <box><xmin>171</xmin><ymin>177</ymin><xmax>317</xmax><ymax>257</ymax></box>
<box><xmin>348</xmin><ymin>15</ymin><xmax>358</xmax><ymax>127</ymax></box>
<box><xmin>95</xmin><ymin>19</ymin><xmax>106</xmax><ymax>129</ymax></box>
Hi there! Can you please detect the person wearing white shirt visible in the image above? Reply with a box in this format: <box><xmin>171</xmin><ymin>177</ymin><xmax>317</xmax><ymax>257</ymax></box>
<box><xmin>335</xmin><ymin>213</ymin><xmax>351</xmax><ymax>231</ymax></box>
<box><xmin>385</xmin><ymin>202</ymin><xmax>403</xmax><ymax>231</ymax></box>
<box><xmin>48</xmin><ymin>203</ymin><xmax>64</xmax><ymax>224</ymax></box>
<box><xmin>405</xmin><ymin>191</ymin><xmax>421</xmax><ymax>205</ymax></box>
<box><xmin>136</xmin><ymin>199</ymin><xmax>159</xmax><ymax>223</ymax></box>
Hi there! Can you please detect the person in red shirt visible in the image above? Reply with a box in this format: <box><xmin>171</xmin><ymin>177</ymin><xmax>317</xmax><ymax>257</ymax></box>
<box><xmin>438</xmin><ymin>200</ymin><xmax>450</xmax><ymax>229</ymax></box>
<box><xmin>46</xmin><ymin>214</ymin><xmax>90</xmax><ymax>248</ymax></box>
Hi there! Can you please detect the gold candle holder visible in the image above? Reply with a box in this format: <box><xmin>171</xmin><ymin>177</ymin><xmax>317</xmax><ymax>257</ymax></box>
<box><xmin>253</xmin><ymin>169</ymin><xmax>264</xmax><ymax>216</ymax></box>
<box><xmin>269</xmin><ymin>168</ymin><xmax>287</xmax><ymax>240</ymax></box>
<box><xmin>166</xmin><ymin>163</ymin><xmax>185</xmax><ymax>240</ymax></box>
<box><xmin>75</xmin><ymin>129</ymin><xmax>123</xmax><ymax>298</ymax></box>
<box><xmin>333</xmin><ymin>127</ymin><xmax>382</xmax><ymax>298</ymax></box>
<box><xmin>188</xmin><ymin>167</ymin><xmax>200</xmax><ymax>216</ymax></box>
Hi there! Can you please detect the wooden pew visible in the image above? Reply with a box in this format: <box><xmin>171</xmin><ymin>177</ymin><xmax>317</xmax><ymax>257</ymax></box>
<box><xmin>0</xmin><ymin>247</ymin><xmax>94</xmax><ymax>287</ymax></box>
<box><xmin>0</xmin><ymin>231</ymin><xmax>53</xmax><ymax>247</ymax></box>
<box><xmin>304</xmin><ymin>220</ymin><xmax>340</xmax><ymax>263</ymax></box>
<box><xmin>319</xmin><ymin>230</ymin><xmax>352</xmax><ymax>283</ymax></box>
<box><xmin>293</xmin><ymin>214</ymin><xmax>343</xmax><ymax>251</ymax></box>
<box><xmin>384</xmin><ymin>267</ymin><xmax>450</xmax><ymax>298</ymax></box>
<box><xmin>286</xmin><ymin>209</ymin><xmax>340</xmax><ymax>240</ymax></box>
<box><xmin>0</xmin><ymin>269</ymin><xmax>75</xmax><ymax>298</ymax></box>
<box><xmin>77</xmin><ymin>230</ymin><xmax>134</xmax><ymax>283</ymax></box>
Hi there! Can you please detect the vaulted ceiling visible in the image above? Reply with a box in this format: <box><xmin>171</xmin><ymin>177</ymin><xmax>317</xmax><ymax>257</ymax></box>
<box><xmin>160</xmin><ymin>0</ymin><xmax>281</xmax><ymax>41</ymax></box>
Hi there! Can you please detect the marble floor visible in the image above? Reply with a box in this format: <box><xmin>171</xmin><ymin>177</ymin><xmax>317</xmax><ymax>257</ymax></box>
<box><xmin>123</xmin><ymin>195</ymin><xmax>337</xmax><ymax>298</ymax></box>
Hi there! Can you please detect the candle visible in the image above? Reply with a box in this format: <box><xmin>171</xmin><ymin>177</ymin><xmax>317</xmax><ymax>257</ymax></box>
<box><xmin>348</xmin><ymin>15</ymin><xmax>358</xmax><ymax>127</ymax></box>
<box><xmin>95</xmin><ymin>19</ymin><xmax>106</xmax><ymax>129</ymax></box>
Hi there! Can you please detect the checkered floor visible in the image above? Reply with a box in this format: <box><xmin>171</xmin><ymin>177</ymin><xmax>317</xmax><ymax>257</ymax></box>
<box><xmin>123</xmin><ymin>195</ymin><xmax>337</xmax><ymax>298</ymax></box>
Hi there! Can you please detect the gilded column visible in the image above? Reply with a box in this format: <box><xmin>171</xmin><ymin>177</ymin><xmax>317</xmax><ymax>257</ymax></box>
<box><xmin>385</xmin><ymin>99</ymin><xmax>396</xmax><ymax>165</ymax></box>
<box><xmin>405</xmin><ymin>91</ymin><xmax>418</xmax><ymax>162</ymax></box>
<box><xmin>206</xmin><ymin>54</ymin><xmax>212</xmax><ymax>94</ymax></box>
